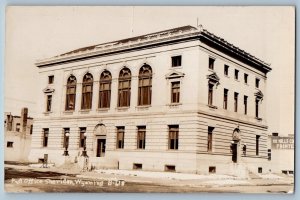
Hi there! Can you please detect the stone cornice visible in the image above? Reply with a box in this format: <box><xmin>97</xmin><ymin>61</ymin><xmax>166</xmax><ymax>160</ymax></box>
<box><xmin>36</xmin><ymin>25</ymin><xmax>271</xmax><ymax>74</ymax></box>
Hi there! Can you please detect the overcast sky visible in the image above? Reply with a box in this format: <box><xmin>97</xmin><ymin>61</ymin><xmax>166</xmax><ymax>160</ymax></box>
<box><xmin>5</xmin><ymin>6</ymin><xmax>295</xmax><ymax>135</ymax></box>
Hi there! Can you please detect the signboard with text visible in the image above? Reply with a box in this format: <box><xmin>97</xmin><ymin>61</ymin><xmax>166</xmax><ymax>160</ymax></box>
<box><xmin>271</xmin><ymin>137</ymin><xmax>294</xmax><ymax>149</ymax></box>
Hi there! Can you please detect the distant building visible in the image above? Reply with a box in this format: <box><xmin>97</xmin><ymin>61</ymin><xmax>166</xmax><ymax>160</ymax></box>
<box><xmin>4</xmin><ymin>108</ymin><xmax>33</xmax><ymax>162</ymax></box>
<box><xmin>29</xmin><ymin>25</ymin><xmax>272</xmax><ymax>175</ymax></box>
<box><xmin>268</xmin><ymin>133</ymin><xmax>294</xmax><ymax>175</ymax></box>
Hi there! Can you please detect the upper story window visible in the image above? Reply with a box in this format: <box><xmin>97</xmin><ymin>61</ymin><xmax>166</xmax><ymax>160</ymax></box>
<box><xmin>234</xmin><ymin>92</ymin><xmax>239</xmax><ymax>112</ymax></box>
<box><xmin>171</xmin><ymin>82</ymin><xmax>180</xmax><ymax>103</ymax></box>
<box><xmin>209</xmin><ymin>57</ymin><xmax>215</xmax><ymax>70</ymax></box>
<box><xmin>99</xmin><ymin>71</ymin><xmax>112</xmax><ymax>109</ymax></box>
<box><xmin>234</xmin><ymin>69</ymin><xmax>239</xmax><ymax>80</ymax></box>
<box><xmin>138</xmin><ymin>64</ymin><xmax>152</xmax><ymax>106</ymax></box>
<box><xmin>171</xmin><ymin>56</ymin><xmax>181</xmax><ymax>67</ymax></box>
<box><xmin>223</xmin><ymin>89</ymin><xmax>228</xmax><ymax>110</ymax></box>
<box><xmin>81</xmin><ymin>73</ymin><xmax>93</xmax><ymax>110</ymax></box>
<box><xmin>244</xmin><ymin>95</ymin><xmax>248</xmax><ymax>115</ymax></box>
<box><xmin>255</xmin><ymin>78</ymin><xmax>260</xmax><ymax>88</ymax></box>
<box><xmin>208</xmin><ymin>84</ymin><xmax>214</xmax><ymax>106</ymax></box>
<box><xmin>46</xmin><ymin>95</ymin><xmax>52</xmax><ymax>112</ymax></box>
<box><xmin>65</xmin><ymin>75</ymin><xmax>77</xmax><ymax>111</ymax></box>
<box><xmin>224</xmin><ymin>65</ymin><xmax>229</xmax><ymax>76</ymax></box>
<box><xmin>118</xmin><ymin>68</ymin><xmax>131</xmax><ymax>107</ymax></box>
<box><xmin>48</xmin><ymin>75</ymin><xmax>54</xmax><ymax>84</ymax></box>
<box><xmin>244</xmin><ymin>73</ymin><xmax>248</xmax><ymax>84</ymax></box>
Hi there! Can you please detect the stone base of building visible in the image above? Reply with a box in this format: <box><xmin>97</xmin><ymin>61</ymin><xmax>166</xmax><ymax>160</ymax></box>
<box><xmin>28</xmin><ymin>148</ymin><xmax>269</xmax><ymax>177</ymax></box>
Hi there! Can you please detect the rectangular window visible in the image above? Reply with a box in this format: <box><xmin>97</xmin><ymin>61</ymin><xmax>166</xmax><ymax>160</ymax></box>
<box><xmin>171</xmin><ymin>56</ymin><xmax>182</xmax><ymax>67</ymax></box>
<box><xmin>118</xmin><ymin>79</ymin><xmax>131</xmax><ymax>107</ymax></box>
<box><xmin>171</xmin><ymin>82</ymin><xmax>180</xmax><ymax>103</ymax></box>
<box><xmin>207</xmin><ymin>126</ymin><xmax>214</xmax><ymax>152</ymax></box>
<box><xmin>79</xmin><ymin>127</ymin><xmax>86</xmax><ymax>148</ymax></box>
<box><xmin>168</xmin><ymin>125</ymin><xmax>179</xmax><ymax>150</ymax></box>
<box><xmin>234</xmin><ymin>69</ymin><xmax>239</xmax><ymax>80</ymax></box>
<box><xmin>209</xmin><ymin>57</ymin><xmax>215</xmax><ymax>70</ymax></box>
<box><xmin>234</xmin><ymin>92</ymin><xmax>239</xmax><ymax>112</ymax></box>
<box><xmin>43</xmin><ymin>128</ymin><xmax>49</xmax><ymax>147</ymax></box>
<box><xmin>244</xmin><ymin>73</ymin><xmax>248</xmax><ymax>84</ymax></box>
<box><xmin>256</xmin><ymin>135</ymin><xmax>260</xmax><ymax>156</ymax></box>
<box><xmin>30</xmin><ymin>125</ymin><xmax>33</xmax><ymax>135</ymax></box>
<box><xmin>63</xmin><ymin>128</ymin><xmax>70</xmax><ymax>148</ymax></box>
<box><xmin>137</xmin><ymin>126</ymin><xmax>146</xmax><ymax>149</ymax></box>
<box><xmin>244</xmin><ymin>95</ymin><xmax>248</xmax><ymax>115</ymax></box>
<box><xmin>224</xmin><ymin>65</ymin><xmax>229</xmax><ymax>76</ymax></box>
<box><xmin>46</xmin><ymin>95</ymin><xmax>52</xmax><ymax>112</ymax></box>
<box><xmin>16</xmin><ymin>123</ymin><xmax>20</xmax><ymax>132</ymax></box>
<box><xmin>268</xmin><ymin>149</ymin><xmax>271</xmax><ymax>160</ymax></box>
<box><xmin>223</xmin><ymin>89</ymin><xmax>228</xmax><ymax>109</ymax></box>
<box><xmin>116</xmin><ymin>127</ymin><xmax>125</xmax><ymax>149</ymax></box>
<box><xmin>255</xmin><ymin>99</ymin><xmax>259</xmax><ymax>118</ymax></box>
<box><xmin>208</xmin><ymin>84</ymin><xmax>214</xmax><ymax>106</ymax></box>
<box><xmin>99</xmin><ymin>81</ymin><xmax>111</xmax><ymax>108</ymax></box>
<box><xmin>48</xmin><ymin>75</ymin><xmax>54</xmax><ymax>84</ymax></box>
<box><xmin>256</xmin><ymin>78</ymin><xmax>260</xmax><ymax>88</ymax></box>
<box><xmin>7</xmin><ymin>142</ymin><xmax>13</xmax><ymax>148</ymax></box>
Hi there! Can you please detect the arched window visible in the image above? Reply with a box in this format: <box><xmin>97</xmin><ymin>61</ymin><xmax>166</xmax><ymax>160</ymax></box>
<box><xmin>65</xmin><ymin>75</ymin><xmax>77</xmax><ymax>111</ymax></box>
<box><xmin>138</xmin><ymin>64</ymin><xmax>152</xmax><ymax>106</ymax></box>
<box><xmin>118</xmin><ymin>67</ymin><xmax>131</xmax><ymax>107</ymax></box>
<box><xmin>99</xmin><ymin>71</ymin><xmax>112</xmax><ymax>108</ymax></box>
<box><xmin>81</xmin><ymin>73</ymin><xmax>93</xmax><ymax>109</ymax></box>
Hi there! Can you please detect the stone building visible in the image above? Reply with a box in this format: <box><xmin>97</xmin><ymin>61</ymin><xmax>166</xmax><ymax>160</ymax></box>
<box><xmin>29</xmin><ymin>25</ymin><xmax>272</xmax><ymax>175</ymax></box>
<box><xmin>5</xmin><ymin>108</ymin><xmax>33</xmax><ymax>162</ymax></box>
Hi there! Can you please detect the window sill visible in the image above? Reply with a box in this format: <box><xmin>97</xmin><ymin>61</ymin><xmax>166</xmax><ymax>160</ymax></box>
<box><xmin>63</xmin><ymin>110</ymin><xmax>74</xmax><ymax>115</ymax></box>
<box><xmin>116</xmin><ymin>107</ymin><xmax>129</xmax><ymax>111</ymax></box>
<box><xmin>136</xmin><ymin>105</ymin><xmax>151</xmax><ymax>110</ymax></box>
<box><xmin>208</xmin><ymin>68</ymin><xmax>215</xmax><ymax>72</ymax></box>
<box><xmin>224</xmin><ymin>75</ymin><xmax>230</xmax><ymax>78</ymax></box>
<box><xmin>167</xmin><ymin>103</ymin><xmax>182</xmax><ymax>108</ymax></box>
<box><xmin>97</xmin><ymin>108</ymin><xmax>109</xmax><ymax>112</ymax></box>
<box><xmin>79</xmin><ymin>109</ymin><xmax>91</xmax><ymax>114</ymax></box>
<box><xmin>170</xmin><ymin>66</ymin><xmax>183</xmax><ymax>69</ymax></box>
<box><xmin>234</xmin><ymin>79</ymin><xmax>240</xmax><ymax>82</ymax></box>
<box><xmin>43</xmin><ymin>111</ymin><xmax>52</xmax><ymax>115</ymax></box>
<box><xmin>207</xmin><ymin>105</ymin><xmax>218</xmax><ymax>109</ymax></box>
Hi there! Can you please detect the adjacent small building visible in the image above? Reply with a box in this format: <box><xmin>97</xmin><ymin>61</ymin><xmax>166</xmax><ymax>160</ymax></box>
<box><xmin>29</xmin><ymin>25</ymin><xmax>272</xmax><ymax>175</ymax></box>
<box><xmin>268</xmin><ymin>133</ymin><xmax>294</xmax><ymax>175</ymax></box>
<box><xmin>4</xmin><ymin>108</ymin><xmax>33</xmax><ymax>162</ymax></box>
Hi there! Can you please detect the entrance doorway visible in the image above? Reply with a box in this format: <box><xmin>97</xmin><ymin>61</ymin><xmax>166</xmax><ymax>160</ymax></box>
<box><xmin>96</xmin><ymin>139</ymin><xmax>106</xmax><ymax>157</ymax></box>
<box><xmin>232</xmin><ymin>143</ymin><xmax>237</xmax><ymax>163</ymax></box>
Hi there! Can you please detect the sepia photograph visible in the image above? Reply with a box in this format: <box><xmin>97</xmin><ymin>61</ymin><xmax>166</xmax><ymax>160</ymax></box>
<box><xmin>4</xmin><ymin>6</ymin><xmax>295</xmax><ymax>193</ymax></box>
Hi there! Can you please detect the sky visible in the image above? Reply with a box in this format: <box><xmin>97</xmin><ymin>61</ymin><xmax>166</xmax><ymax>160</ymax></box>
<box><xmin>4</xmin><ymin>6</ymin><xmax>295</xmax><ymax>135</ymax></box>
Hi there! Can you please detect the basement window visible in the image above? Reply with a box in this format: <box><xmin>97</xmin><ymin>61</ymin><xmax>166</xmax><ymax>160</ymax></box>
<box><xmin>7</xmin><ymin>142</ymin><xmax>13</xmax><ymax>148</ymax></box>
<box><xmin>209</xmin><ymin>166</ymin><xmax>216</xmax><ymax>174</ymax></box>
<box><xmin>133</xmin><ymin>163</ymin><xmax>142</xmax><ymax>170</ymax></box>
<box><xmin>165</xmin><ymin>165</ymin><xmax>176</xmax><ymax>172</ymax></box>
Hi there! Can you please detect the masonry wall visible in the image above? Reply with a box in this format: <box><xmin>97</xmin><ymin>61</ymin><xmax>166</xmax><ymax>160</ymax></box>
<box><xmin>30</xmin><ymin>36</ymin><xmax>269</xmax><ymax>175</ymax></box>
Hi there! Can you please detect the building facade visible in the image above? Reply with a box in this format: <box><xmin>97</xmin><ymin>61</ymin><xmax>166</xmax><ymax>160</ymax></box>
<box><xmin>5</xmin><ymin>108</ymin><xmax>33</xmax><ymax>162</ymax></box>
<box><xmin>29</xmin><ymin>25</ymin><xmax>271</xmax><ymax>175</ymax></box>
